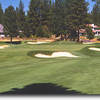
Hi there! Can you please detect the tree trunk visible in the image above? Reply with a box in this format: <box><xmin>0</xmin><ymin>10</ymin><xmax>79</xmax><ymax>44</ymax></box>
<box><xmin>64</xmin><ymin>34</ymin><xmax>67</xmax><ymax>40</ymax></box>
<box><xmin>77</xmin><ymin>30</ymin><xmax>80</xmax><ymax>42</ymax></box>
<box><xmin>61</xmin><ymin>34</ymin><xmax>64</xmax><ymax>40</ymax></box>
<box><xmin>10</xmin><ymin>36</ymin><xmax>13</xmax><ymax>44</ymax></box>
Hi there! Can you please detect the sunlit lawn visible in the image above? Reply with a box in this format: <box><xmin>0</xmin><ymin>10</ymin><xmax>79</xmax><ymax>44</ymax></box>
<box><xmin>0</xmin><ymin>41</ymin><xmax>100</xmax><ymax>94</ymax></box>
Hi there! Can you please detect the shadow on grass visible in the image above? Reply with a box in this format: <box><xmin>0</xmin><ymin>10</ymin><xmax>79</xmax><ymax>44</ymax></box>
<box><xmin>0</xmin><ymin>83</ymin><xmax>85</xmax><ymax>95</ymax></box>
<box><xmin>27</xmin><ymin>51</ymin><xmax>54</xmax><ymax>58</ymax></box>
<box><xmin>5</xmin><ymin>41</ymin><xmax>22</xmax><ymax>44</ymax></box>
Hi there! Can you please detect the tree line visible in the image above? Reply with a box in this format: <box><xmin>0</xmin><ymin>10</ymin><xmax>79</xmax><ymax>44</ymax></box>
<box><xmin>91</xmin><ymin>0</ymin><xmax>100</xmax><ymax>25</ymax></box>
<box><xmin>0</xmin><ymin>0</ymin><xmax>96</xmax><ymax>42</ymax></box>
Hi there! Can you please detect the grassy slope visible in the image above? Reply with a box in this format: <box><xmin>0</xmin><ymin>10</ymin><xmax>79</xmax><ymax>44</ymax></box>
<box><xmin>0</xmin><ymin>41</ymin><xmax>100</xmax><ymax>94</ymax></box>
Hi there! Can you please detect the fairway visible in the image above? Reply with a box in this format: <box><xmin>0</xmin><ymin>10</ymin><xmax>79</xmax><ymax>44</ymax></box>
<box><xmin>0</xmin><ymin>41</ymin><xmax>100</xmax><ymax>94</ymax></box>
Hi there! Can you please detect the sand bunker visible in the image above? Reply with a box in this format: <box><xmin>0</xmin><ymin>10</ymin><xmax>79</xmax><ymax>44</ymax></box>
<box><xmin>0</xmin><ymin>45</ymin><xmax>9</xmax><ymax>49</ymax></box>
<box><xmin>27</xmin><ymin>41</ymin><xmax>50</xmax><ymax>45</ymax></box>
<box><xmin>35</xmin><ymin>52</ymin><xmax>79</xmax><ymax>58</ymax></box>
<box><xmin>83</xmin><ymin>42</ymin><xmax>94</xmax><ymax>44</ymax></box>
<box><xmin>89</xmin><ymin>47</ymin><xmax>100</xmax><ymax>51</ymax></box>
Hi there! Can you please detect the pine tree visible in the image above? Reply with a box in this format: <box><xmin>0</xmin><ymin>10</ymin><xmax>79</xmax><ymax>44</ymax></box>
<box><xmin>52</xmin><ymin>0</ymin><xmax>65</xmax><ymax>38</ymax></box>
<box><xmin>27</xmin><ymin>0</ymin><xmax>53</xmax><ymax>38</ymax></box>
<box><xmin>4</xmin><ymin>6</ymin><xmax>17</xmax><ymax>43</ymax></box>
<box><xmin>27</xmin><ymin>0</ymin><xmax>40</xmax><ymax>37</ymax></box>
<box><xmin>62</xmin><ymin>0</ymin><xmax>71</xmax><ymax>40</ymax></box>
<box><xmin>66</xmin><ymin>0</ymin><xmax>88</xmax><ymax>42</ymax></box>
<box><xmin>0</xmin><ymin>4</ymin><xmax>4</xmax><ymax>25</ymax></box>
<box><xmin>16</xmin><ymin>0</ymin><xmax>26</xmax><ymax>37</ymax></box>
<box><xmin>48</xmin><ymin>0</ymin><xmax>54</xmax><ymax>33</ymax></box>
<box><xmin>36</xmin><ymin>0</ymin><xmax>52</xmax><ymax>37</ymax></box>
<box><xmin>86</xmin><ymin>26</ymin><xmax>94</xmax><ymax>40</ymax></box>
<box><xmin>92</xmin><ymin>0</ymin><xmax>100</xmax><ymax>25</ymax></box>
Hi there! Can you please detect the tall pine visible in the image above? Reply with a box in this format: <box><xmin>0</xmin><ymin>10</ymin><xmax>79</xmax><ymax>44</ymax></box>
<box><xmin>0</xmin><ymin>4</ymin><xmax>4</xmax><ymax>25</ymax></box>
<box><xmin>4</xmin><ymin>6</ymin><xmax>17</xmax><ymax>43</ymax></box>
<box><xmin>66</xmin><ymin>0</ymin><xmax>88</xmax><ymax>42</ymax></box>
<box><xmin>36</xmin><ymin>0</ymin><xmax>52</xmax><ymax>37</ymax></box>
<box><xmin>27</xmin><ymin>0</ymin><xmax>40</xmax><ymax>37</ymax></box>
<box><xmin>16</xmin><ymin>0</ymin><xmax>26</xmax><ymax>37</ymax></box>
<box><xmin>92</xmin><ymin>0</ymin><xmax>100</xmax><ymax>25</ymax></box>
<box><xmin>52</xmin><ymin>0</ymin><xmax>65</xmax><ymax>38</ymax></box>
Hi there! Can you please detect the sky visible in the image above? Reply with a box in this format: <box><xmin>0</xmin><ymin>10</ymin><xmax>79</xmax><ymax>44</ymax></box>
<box><xmin>0</xmin><ymin>0</ymin><xmax>30</xmax><ymax>13</ymax></box>
<box><xmin>0</xmin><ymin>0</ymin><xmax>96</xmax><ymax>13</ymax></box>
<box><xmin>86</xmin><ymin>0</ymin><xmax>96</xmax><ymax>12</ymax></box>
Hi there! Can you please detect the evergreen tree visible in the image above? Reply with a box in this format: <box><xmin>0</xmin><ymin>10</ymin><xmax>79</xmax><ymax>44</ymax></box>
<box><xmin>52</xmin><ymin>0</ymin><xmax>65</xmax><ymax>38</ymax></box>
<box><xmin>66</xmin><ymin>0</ymin><xmax>88</xmax><ymax>42</ymax></box>
<box><xmin>86</xmin><ymin>26</ymin><xmax>94</xmax><ymax>40</ymax></box>
<box><xmin>48</xmin><ymin>0</ymin><xmax>54</xmax><ymax>33</ymax></box>
<box><xmin>49</xmin><ymin>1</ymin><xmax>55</xmax><ymax>35</ymax></box>
<box><xmin>92</xmin><ymin>0</ymin><xmax>100</xmax><ymax>25</ymax></box>
<box><xmin>23</xmin><ymin>16</ymin><xmax>30</xmax><ymax>37</ymax></box>
<box><xmin>27</xmin><ymin>0</ymin><xmax>40</xmax><ymax>37</ymax></box>
<box><xmin>16</xmin><ymin>0</ymin><xmax>26</xmax><ymax>37</ymax></box>
<box><xmin>0</xmin><ymin>4</ymin><xmax>4</xmax><ymax>25</ymax></box>
<box><xmin>27</xmin><ymin>0</ymin><xmax>53</xmax><ymax>38</ymax></box>
<box><xmin>36</xmin><ymin>0</ymin><xmax>52</xmax><ymax>37</ymax></box>
<box><xmin>51</xmin><ymin>0</ymin><xmax>72</xmax><ymax>40</ymax></box>
<box><xmin>40</xmin><ymin>0</ymin><xmax>50</xmax><ymax>25</ymax></box>
<box><xmin>4</xmin><ymin>6</ymin><xmax>17</xmax><ymax>43</ymax></box>
<box><xmin>62</xmin><ymin>0</ymin><xmax>71</xmax><ymax>40</ymax></box>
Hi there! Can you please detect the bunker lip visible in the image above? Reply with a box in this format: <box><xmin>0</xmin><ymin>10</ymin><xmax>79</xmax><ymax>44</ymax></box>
<box><xmin>35</xmin><ymin>52</ymin><xmax>79</xmax><ymax>58</ymax></box>
<box><xmin>27</xmin><ymin>41</ymin><xmax>51</xmax><ymax>45</ymax></box>
<box><xmin>0</xmin><ymin>45</ymin><xmax>9</xmax><ymax>49</ymax></box>
<box><xmin>89</xmin><ymin>47</ymin><xmax>100</xmax><ymax>51</ymax></box>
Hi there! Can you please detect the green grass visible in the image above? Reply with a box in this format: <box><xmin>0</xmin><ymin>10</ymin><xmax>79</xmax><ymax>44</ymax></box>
<box><xmin>0</xmin><ymin>41</ymin><xmax>100</xmax><ymax>94</ymax></box>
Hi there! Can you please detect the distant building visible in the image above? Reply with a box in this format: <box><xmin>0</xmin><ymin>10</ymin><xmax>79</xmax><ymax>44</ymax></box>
<box><xmin>0</xmin><ymin>24</ymin><xmax>5</xmax><ymax>38</ymax></box>
<box><xmin>80</xmin><ymin>24</ymin><xmax>100</xmax><ymax>36</ymax></box>
<box><xmin>87</xmin><ymin>24</ymin><xmax>100</xmax><ymax>36</ymax></box>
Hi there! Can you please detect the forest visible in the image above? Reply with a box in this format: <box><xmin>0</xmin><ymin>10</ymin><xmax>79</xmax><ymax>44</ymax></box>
<box><xmin>0</xmin><ymin>0</ymin><xmax>100</xmax><ymax>42</ymax></box>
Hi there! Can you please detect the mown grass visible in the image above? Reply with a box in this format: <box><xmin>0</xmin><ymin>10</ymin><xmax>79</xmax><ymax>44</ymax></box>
<box><xmin>0</xmin><ymin>41</ymin><xmax>100</xmax><ymax>94</ymax></box>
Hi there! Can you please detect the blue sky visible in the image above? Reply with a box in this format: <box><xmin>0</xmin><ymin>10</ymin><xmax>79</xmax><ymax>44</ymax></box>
<box><xmin>86</xmin><ymin>0</ymin><xmax>96</xmax><ymax>12</ymax></box>
<box><xmin>0</xmin><ymin>0</ymin><xmax>30</xmax><ymax>13</ymax></box>
<box><xmin>0</xmin><ymin>0</ymin><xmax>96</xmax><ymax>13</ymax></box>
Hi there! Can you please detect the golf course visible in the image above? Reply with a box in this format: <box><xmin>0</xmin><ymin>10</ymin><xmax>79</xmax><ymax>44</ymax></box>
<box><xmin>0</xmin><ymin>41</ymin><xmax>100</xmax><ymax>95</ymax></box>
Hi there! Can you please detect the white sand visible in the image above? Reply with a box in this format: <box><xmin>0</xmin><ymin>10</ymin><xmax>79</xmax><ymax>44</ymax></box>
<box><xmin>27</xmin><ymin>41</ymin><xmax>50</xmax><ymax>44</ymax></box>
<box><xmin>0</xmin><ymin>45</ymin><xmax>9</xmax><ymax>49</ymax></box>
<box><xmin>89</xmin><ymin>47</ymin><xmax>100</xmax><ymax>51</ymax></box>
<box><xmin>35</xmin><ymin>52</ymin><xmax>79</xmax><ymax>58</ymax></box>
<box><xmin>83</xmin><ymin>42</ymin><xmax>94</xmax><ymax>44</ymax></box>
